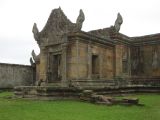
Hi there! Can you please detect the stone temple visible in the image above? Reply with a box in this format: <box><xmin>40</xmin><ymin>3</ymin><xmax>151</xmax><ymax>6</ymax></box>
<box><xmin>15</xmin><ymin>8</ymin><xmax>160</xmax><ymax>99</ymax></box>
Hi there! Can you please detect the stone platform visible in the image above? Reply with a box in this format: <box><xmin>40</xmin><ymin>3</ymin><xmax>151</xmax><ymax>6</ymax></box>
<box><xmin>14</xmin><ymin>85</ymin><xmax>160</xmax><ymax>100</ymax></box>
<box><xmin>14</xmin><ymin>86</ymin><xmax>82</xmax><ymax>100</ymax></box>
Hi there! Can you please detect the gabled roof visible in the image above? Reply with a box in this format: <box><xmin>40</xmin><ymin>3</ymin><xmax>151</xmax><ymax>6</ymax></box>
<box><xmin>39</xmin><ymin>7</ymin><xmax>76</xmax><ymax>37</ymax></box>
<box><xmin>131</xmin><ymin>33</ymin><xmax>160</xmax><ymax>42</ymax></box>
<box><xmin>32</xmin><ymin>8</ymin><xmax>160</xmax><ymax>47</ymax></box>
<box><xmin>32</xmin><ymin>8</ymin><xmax>85</xmax><ymax>47</ymax></box>
<box><xmin>88</xmin><ymin>26</ymin><xmax>133</xmax><ymax>45</ymax></box>
<box><xmin>88</xmin><ymin>27</ymin><xmax>113</xmax><ymax>39</ymax></box>
<box><xmin>130</xmin><ymin>33</ymin><xmax>160</xmax><ymax>45</ymax></box>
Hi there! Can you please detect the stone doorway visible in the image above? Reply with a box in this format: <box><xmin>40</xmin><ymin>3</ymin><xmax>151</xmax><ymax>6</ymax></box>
<box><xmin>92</xmin><ymin>54</ymin><xmax>100</xmax><ymax>78</ymax></box>
<box><xmin>48</xmin><ymin>54</ymin><xmax>62</xmax><ymax>83</ymax></box>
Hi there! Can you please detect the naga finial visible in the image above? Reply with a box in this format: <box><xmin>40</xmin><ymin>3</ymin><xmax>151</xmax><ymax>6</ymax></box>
<box><xmin>31</xmin><ymin>50</ymin><xmax>37</xmax><ymax>61</ymax></box>
<box><xmin>30</xmin><ymin>57</ymin><xmax>34</xmax><ymax>66</ymax></box>
<box><xmin>114</xmin><ymin>13</ymin><xmax>123</xmax><ymax>32</ymax></box>
<box><xmin>32</xmin><ymin>23</ymin><xmax>40</xmax><ymax>44</ymax></box>
<box><xmin>31</xmin><ymin>50</ymin><xmax>40</xmax><ymax>63</ymax></box>
<box><xmin>58</xmin><ymin>6</ymin><xmax>61</xmax><ymax>10</ymax></box>
<box><xmin>75</xmin><ymin>9</ymin><xmax>85</xmax><ymax>31</ymax></box>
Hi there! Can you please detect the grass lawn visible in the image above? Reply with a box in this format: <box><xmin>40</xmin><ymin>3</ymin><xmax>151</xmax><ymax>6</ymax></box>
<box><xmin>0</xmin><ymin>92</ymin><xmax>160</xmax><ymax>120</ymax></box>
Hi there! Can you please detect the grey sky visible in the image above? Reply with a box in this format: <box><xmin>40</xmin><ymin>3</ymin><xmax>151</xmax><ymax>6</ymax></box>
<box><xmin>0</xmin><ymin>0</ymin><xmax>160</xmax><ymax>65</ymax></box>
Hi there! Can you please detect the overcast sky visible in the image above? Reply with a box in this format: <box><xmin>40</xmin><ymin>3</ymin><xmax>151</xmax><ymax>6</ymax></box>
<box><xmin>0</xmin><ymin>0</ymin><xmax>160</xmax><ymax>65</ymax></box>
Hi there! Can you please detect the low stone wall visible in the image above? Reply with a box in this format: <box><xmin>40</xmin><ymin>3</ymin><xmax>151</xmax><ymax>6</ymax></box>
<box><xmin>0</xmin><ymin>63</ymin><xmax>35</xmax><ymax>89</ymax></box>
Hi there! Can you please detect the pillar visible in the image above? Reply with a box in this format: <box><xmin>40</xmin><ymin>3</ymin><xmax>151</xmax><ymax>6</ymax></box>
<box><xmin>87</xmin><ymin>43</ymin><xmax>92</xmax><ymax>79</ymax></box>
<box><xmin>61</xmin><ymin>43</ymin><xmax>67</xmax><ymax>86</ymax></box>
<box><xmin>39</xmin><ymin>47</ymin><xmax>48</xmax><ymax>85</ymax></box>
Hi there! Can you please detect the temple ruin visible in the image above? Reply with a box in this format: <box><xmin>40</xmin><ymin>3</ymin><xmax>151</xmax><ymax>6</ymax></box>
<box><xmin>15</xmin><ymin>8</ymin><xmax>160</xmax><ymax>99</ymax></box>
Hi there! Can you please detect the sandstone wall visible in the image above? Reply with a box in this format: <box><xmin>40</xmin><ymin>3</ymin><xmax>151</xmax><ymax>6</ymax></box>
<box><xmin>115</xmin><ymin>44</ymin><xmax>130</xmax><ymax>77</ymax></box>
<box><xmin>101</xmin><ymin>46</ymin><xmax>114</xmax><ymax>79</ymax></box>
<box><xmin>0</xmin><ymin>63</ymin><xmax>35</xmax><ymax>89</ymax></box>
<box><xmin>67</xmin><ymin>40</ymin><xmax>114</xmax><ymax>80</ymax></box>
<box><xmin>67</xmin><ymin>41</ymin><xmax>78</xmax><ymax>79</ymax></box>
<box><xmin>142</xmin><ymin>45</ymin><xmax>160</xmax><ymax>76</ymax></box>
<box><xmin>115</xmin><ymin>45</ymin><xmax>123</xmax><ymax>76</ymax></box>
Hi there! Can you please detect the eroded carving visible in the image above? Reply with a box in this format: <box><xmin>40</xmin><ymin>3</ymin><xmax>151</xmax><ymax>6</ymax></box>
<box><xmin>32</xmin><ymin>23</ymin><xmax>40</xmax><ymax>45</ymax></box>
<box><xmin>152</xmin><ymin>49</ymin><xmax>158</xmax><ymax>69</ymax></box>
<box><xmin>32</xmin><ymin>8</ymin><xmax>85</xmax><ymax>48</ymax></box>
<box><xmin>30</xmin><ymin>57</ymin><xmax>34</xmax><ymax>66</ymax></box>
<box><xmin>74</xmin><ymin>9</ymin><xmax>85</xmax><ymax>31</ymax></box>
<box><xmin>31</xmin><ymin>50</ymin><xmax>40</xmax><ymax>63</ymax></box>
<box><xmin>114</xmin><ymin>13</ymin><xmax>123</xmax><ymax>32</ymax></box>
<box><xmin>132</xmin><ymin>59</ymin><xmax>138</xmax><ymax>70</ymax></box>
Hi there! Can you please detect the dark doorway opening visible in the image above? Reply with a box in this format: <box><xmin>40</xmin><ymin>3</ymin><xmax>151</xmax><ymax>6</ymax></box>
<box><xmin>92</xmin><ymin>55</ymin><xmax>99</xmax><ymax>78</ymax></box>
<box><xmin>49</xmin><ymin>54</ymin><xmax>61</xmax><ymax>83</ymax></box>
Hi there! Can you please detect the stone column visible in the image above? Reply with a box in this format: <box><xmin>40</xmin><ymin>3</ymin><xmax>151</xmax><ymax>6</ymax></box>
<box><xmin>113</xmin><ymin>47</ymin><xmax>116</xmax><ymax>77</ymax></box>
<box><xmin>115</xmin><ymin>45</ymin><xmax>122</xmax><ymax>76</ymax></box>
<box><xmin>128</xmin><ymin>47</ymin><xmax>131</xmax><ymax>76</ymax></box>
<box><xmin>87</xmin><ymin>43</ymin><xmax>92</xmax><ymax>79</ymax></box>
<box><xmin>39</xmin><ymin>47</ymin><xmax>48</xmax><ymax>85</ymax></box>
<box><xmin>61</xmin><ymin>43</ymin><xmax>67</xmax><ymax>87</ymax></box>
<box><xmin>99</xmin><ymin>50</ymin><xmax>103</xmax><ymax>79</ymax></box>
<box><xmin>76</xmin><ymin>40</ymin><xmax>79</xmax><ymax>80</ymax></box>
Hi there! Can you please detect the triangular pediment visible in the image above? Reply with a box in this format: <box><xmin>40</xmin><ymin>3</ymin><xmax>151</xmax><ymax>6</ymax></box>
<box><xmin>32</xmin><ymin>8</ymin><xmax>85</xmax><ymax>46</ymax></box>
<box><xmin>40</xmin><ymin>8</ymin><xmax>76</xmax><ymax>37</ymax></box>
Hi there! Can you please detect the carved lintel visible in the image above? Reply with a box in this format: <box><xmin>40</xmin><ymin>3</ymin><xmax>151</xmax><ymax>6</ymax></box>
<box><xmin>74</xmin><ymin>9</ymin><xmax>85</xmax><ymax>31</ymax></box>
<box><xmin>114</xmin><ymin>13</ymin><xmax>123</xmax><ymax>32</ymax></box>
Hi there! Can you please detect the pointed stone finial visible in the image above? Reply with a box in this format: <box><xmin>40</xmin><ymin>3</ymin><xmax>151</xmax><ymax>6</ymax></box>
<box><xmin>114</xmin><ymin>13</ymin><xmax>123</xmax><ymax>32</ymax></box>
<box><xmin>31</xmin><ymin>50</ymin><xmax>37</xmax><ymax>61</ymax></box>
<box><xmin>30</xmin><ymin>57</ymin><xmax>34</xmax><ymax>66</ymax></box>
<box><xmin>32</xmin><ymin>23</ymin><xmax>40</xmax><ymax>43</ymax></box>
<box><xmin>75</xmin><ymin>9</ymin><xmax>85</xmax><ymax>31</ymax></box>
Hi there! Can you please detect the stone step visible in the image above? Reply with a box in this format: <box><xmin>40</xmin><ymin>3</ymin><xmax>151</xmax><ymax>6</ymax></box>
<box><xmin>71</xmin><ymin>80</ymin><xmax>116</xmax><ymax>89</ymax></box>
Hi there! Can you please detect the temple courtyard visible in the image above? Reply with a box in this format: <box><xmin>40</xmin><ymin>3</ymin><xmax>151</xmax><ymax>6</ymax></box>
<box><xmin>0</xmin><ymin>92</ymin><xmax>159</xmax><ymax>120</ymax></box>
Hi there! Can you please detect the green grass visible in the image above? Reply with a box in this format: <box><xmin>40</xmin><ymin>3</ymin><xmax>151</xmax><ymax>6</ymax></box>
<box><xmin>0</xmin><ymin>92</ymin><xmax>160</xmax><ymax>120</ymax></box>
